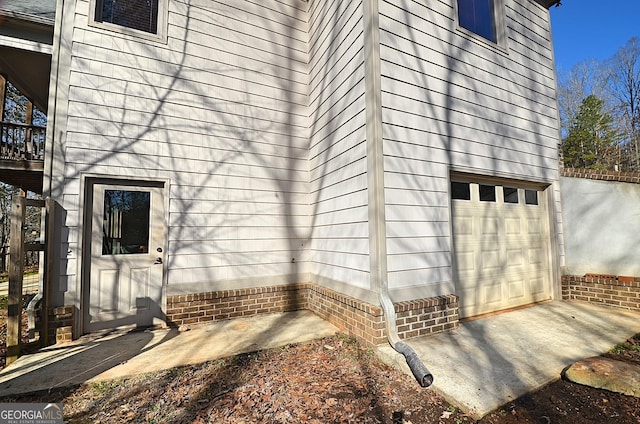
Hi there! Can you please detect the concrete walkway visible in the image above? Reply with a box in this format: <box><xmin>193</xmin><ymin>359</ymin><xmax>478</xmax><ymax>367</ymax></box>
<box><xmin>377</xmin><ymin>301</ymin><xmax>640</xmax><ymax>419</ymax></box>
<box><xmin>0</xmin><ymin>310</ymin><xmax>339</xmax><ymax>397</ymax></box>
<box><xmin>1</xmin><ymin>301</ymin><xmax>639</xmax><ymax>420</ymax></box>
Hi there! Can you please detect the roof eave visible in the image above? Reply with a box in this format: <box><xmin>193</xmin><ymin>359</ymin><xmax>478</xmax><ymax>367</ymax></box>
<box><xmin>533</xmin><ymin>0</ymin><xmax>562</xmax><ymax>9</ymax></box>
<box><xmin>0</xmin><ymin>9</ymin><xmax>55</xmax><ymax>27</ymax></box>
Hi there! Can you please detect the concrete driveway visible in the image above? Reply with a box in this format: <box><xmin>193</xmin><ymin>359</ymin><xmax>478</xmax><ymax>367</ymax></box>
<box><xmin>378</xmin><ymin>301</ymin><xmax>640</xmax><ymax>419</ymax></box>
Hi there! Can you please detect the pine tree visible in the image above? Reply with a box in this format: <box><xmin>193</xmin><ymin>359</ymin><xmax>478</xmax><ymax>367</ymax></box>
<box><xmin>562</xmin><ymin>95</ymin><xmax>619</xmax><ymax>169</ymax></box>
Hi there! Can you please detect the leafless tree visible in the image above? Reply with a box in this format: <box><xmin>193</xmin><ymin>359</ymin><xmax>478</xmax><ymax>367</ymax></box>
<box><xmin>557</xmin><ymin>59</ymin><xmax>610</xmax><ymax>137</ymax></box>
<box><xmin>607</xmin><ymin>37</ymin><xmax>640</xmax><ymax>171</ymax></box>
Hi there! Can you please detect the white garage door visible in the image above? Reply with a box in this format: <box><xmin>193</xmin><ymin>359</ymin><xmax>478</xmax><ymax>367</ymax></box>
<box><xmin>451</xmin><ymin>179</ymin><xmax>551</xmax><ymax>318</ymax></box>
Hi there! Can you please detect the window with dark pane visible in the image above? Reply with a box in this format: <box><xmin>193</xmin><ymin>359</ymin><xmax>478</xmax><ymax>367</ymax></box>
<box><xmin>457</xmin><ymin>0</ymin><xmax>496</xmax><ymax>43</ymax></box>
<box><xmin>503</xmin><ymin>187</ymin><xmax>519</xmax><ymax>204</ymax></box>
<box><xmin>451</xmin><ymin>181</ymin><xmax>471</xmax><ymax>200</ymax></box>
<box><xmin>103</xmin><ymin>190</ymin><xmax>151</xmax><ymax>255</ymax></box>
<box><xmin>479</xmin><ymin>184</ymin><xmax>496</xmax><ymax>202</ymax></box>
<box><xmin>96</xmin><ymin>0</ymin><xmax>158</xmax><ymax>34</ymax></box>
<box><xmin>525</xmin><ymin>189</ymin><xmax>539</xmax><ymax>205</ymax></box>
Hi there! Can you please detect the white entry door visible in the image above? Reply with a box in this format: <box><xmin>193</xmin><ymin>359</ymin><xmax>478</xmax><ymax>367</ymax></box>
<box><xmin>85</xmin><ymin>183</ymin><xmax>166</xmax><ymax>332</ymax></box>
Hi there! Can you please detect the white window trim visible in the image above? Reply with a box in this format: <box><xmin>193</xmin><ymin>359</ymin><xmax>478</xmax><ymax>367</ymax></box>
<box><xmin>87</xmin><ymin>0</ymin><xmax>169</xmax><ymax>44</ymax></box>
<box><xmin>454</xmin><ymin>0</ymin><xmax>508</xmax><ymax>51</ymax></box>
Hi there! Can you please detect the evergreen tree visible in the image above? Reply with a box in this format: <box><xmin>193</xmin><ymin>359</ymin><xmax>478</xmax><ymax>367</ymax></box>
<box><xmin>562</xmin><ymin>95</ymin><xmax>619</xmax><ymax>169</ymax></box>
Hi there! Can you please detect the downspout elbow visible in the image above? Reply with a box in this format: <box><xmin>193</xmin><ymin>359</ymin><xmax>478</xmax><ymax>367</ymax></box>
<box><xmin>394</xmin><ymin>340</ymin><xmax>434</xmax><ymax>387</ymax></box>
<box><xmin>27</xmin><ymin>292</ymin><xmax>43</xmax><ymax>341</ymax></box>
<box><xmin>378</xmin><ymin>289</ymin><xmax>433</xmax><ymax>388</ymax></box>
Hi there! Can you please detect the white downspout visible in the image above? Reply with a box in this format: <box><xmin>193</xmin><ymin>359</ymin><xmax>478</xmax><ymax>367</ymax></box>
<box><xmin>362</xmin><ymin>0</ymin><xmax>433</xmax><ymax>387</ymax></box>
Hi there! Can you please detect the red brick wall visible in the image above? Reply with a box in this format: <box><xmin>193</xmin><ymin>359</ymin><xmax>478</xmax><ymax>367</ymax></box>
<box><xmin>562</xmin><ymin>274</ymin><xmax>640</xmax><ymax>311</ymax></box>
<box><xmin>561</xmin><ymin>168</ymin><xmax>640</xmax><ymax>184</ymax></box>
<box><xmin>166</xmin><ymin>283</ymin><xmax>459</xmax><ymax>347</ymax></box>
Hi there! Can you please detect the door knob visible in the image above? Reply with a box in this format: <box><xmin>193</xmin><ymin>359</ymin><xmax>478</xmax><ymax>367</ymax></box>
<box><xmin>154</xmin><ymin>257</ymin><xmax>163</xmax><ymax>264</ymax></box>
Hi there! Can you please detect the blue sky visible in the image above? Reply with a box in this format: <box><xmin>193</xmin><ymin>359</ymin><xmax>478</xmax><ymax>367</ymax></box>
<box><xmin>550</xmin><ymin>0</ymin><xmax>640</xmax><ymax>72</ymax></box>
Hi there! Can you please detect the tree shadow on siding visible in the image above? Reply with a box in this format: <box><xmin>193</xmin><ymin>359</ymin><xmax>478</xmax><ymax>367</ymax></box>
<box><xmin>42</xmin><ymin>0</ymin><xmax>397</xmax><ymax>421</ymax></box>
<box><xmin>382</xmin><ymin>0</ymin><xmax>564</xmax><ymax>412</ymax></box>
<box><xmin>39</xmin><ymin>0</ymin><xmax>575</xmax><ymax>419</ymax></box>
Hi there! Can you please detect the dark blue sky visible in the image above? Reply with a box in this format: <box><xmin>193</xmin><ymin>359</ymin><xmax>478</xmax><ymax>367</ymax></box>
<box><xmin>550</xmin><ymin>0</ymin><xmax>640</xmax><ymax>72</ymax></box>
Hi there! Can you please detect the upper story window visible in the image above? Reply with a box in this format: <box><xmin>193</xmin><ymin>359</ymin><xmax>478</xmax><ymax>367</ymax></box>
<box><xmin>457</xmin><ymin>0</ymin><xmax>497</xmax><ymax>43</ymax></box>
<box><xmin>93</xmin><ymin>0</ymin><xmax>165</xmax><ymax>39</ymax></box>
<box><xmin>96</xmin><ymin>0</ymin><xmax>158</xmax><ymax>34</ymax></box>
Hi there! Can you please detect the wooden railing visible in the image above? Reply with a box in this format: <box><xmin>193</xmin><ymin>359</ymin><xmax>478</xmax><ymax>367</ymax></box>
<box><xmin>0</xmin><ymin>121</ymin><xmax>46</xmax><ymax>161</ymax></box>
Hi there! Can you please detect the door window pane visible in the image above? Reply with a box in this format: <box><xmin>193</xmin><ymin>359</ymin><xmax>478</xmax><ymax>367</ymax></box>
<box><xmin>457</xmin><ymin>0</ymin><xmax>496</xmax><ymax>43</ymax></box>
<box><xmin>525</xmin><ymin>189</ymin><xmax>539</xmax><ymax>205</ymax></box>
<box><xmin>479</xmin><ymin>184</ymin><xmax>496</xmax><ymax>202</ymax></box>
<box><xmin>451</xmin><ymin>181</ymin><xmax>471</xmax><ymax>200</ymax></box>
<box><xmin>103</xmin><ymin>190</ymin><xmax>151</xmax><ymax>255</ymax></box>
<box><xmin>504</xmin><ymin>187</ymin><xmax>519</xmax><ymax>204</ymax></box>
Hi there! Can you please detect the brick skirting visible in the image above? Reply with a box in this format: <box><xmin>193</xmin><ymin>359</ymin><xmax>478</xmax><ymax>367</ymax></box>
<box><xmin>166</xmin><ymin>283</ymin><xmax>459</xmax><ymax>347</ymax></box>
<box><xmin>395</xmin><ymin>296</ymin><xmax>459</xmax><ymax>339</ymax></box>
<box><xmin>562</xmin><ymin>274</ymin><xmax>640</xmax><ymax>311</ymax></box>
<box><xmin>166</xmin><ymin>284</ymin><xmax>308</xmax><ymax>325</ymax></box>
<box><xmin>48</xmin><ymin>305</ymin><xmax>75</xmax><ymax>344</ymax></box>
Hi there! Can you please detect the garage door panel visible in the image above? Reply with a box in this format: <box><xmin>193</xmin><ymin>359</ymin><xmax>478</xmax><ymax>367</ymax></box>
<box><xmin>481</xmin><ymin>218</ymin><xmax>500</xmax><ymax>235</ymax></box>
<box><xmin>483</xmin><ymin>284</ymin><xmax>504</xmax><ymax>305</ymax></box>
<box><xmin>528</xmin><ymin>218</ymin><xmax>543</xmax><ymax>234</ymax></box>
<box><xmin>505</xmin><ymin>217</ymin><xmax>522</xmax><ymax>235</ymax></box>
<box><xmin>481</xmin><ymin>250</ymin><xmax>502</xmax><ymax>271</ymax></box>
<box><xmin>458</xmin><ymin>268</ymin><xmax>509</xmax><ymax>282</ymax></box>
<box><xmin>506</xmin><ymin>247</ymin><xmax>525</xmax><ymax>263</ymax></box>
<box><xmin>528</xmin><ymin>248</ymin><xmax>545</xmax><ymax>266</ymax></box>
<box><xmin>458</xmin><ymin>287</ymin><xmax>478</xmax><ymax>310</ymax></box>
<box><xmin>456</xmin><ymin>250</ymin><xmax>476</xmax><ymax>272</ymax></box>
<box><xmin>452</xmin><ymin>181</ymin><xmax>551</xmax><ymax>318</ymax></box>
<box><xmin>508</xmin><ymin>278</ymin><xmax>526</xmax><ymax>300</ymax></box>
<box><xmin>530</xmin><ymin>276</ymin><xmax>546</xmax><ymax>295</ymax></box>
<box><xmin>453</xmin><ymin>216</ymin><xmax>473</xmax><ymax>235</ymax></box>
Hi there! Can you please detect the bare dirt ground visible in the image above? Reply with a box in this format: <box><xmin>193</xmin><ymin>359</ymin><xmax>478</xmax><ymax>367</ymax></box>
<box><xmin>1</xmin><ymin>297</ymin><xmax>640</xmax><ymax>423</ymax></box>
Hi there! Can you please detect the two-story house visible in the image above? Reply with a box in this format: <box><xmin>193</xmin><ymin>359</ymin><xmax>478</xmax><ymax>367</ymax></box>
<box><xmin>3</xmin><ymin>0</ymin><xmax>563</xmax><ymax>354</ymax></box>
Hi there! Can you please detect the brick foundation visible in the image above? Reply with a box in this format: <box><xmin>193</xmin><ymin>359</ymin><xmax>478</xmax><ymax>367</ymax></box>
<box><xmin>562</xmin><ymin>274</ymin><xmax>640</xmax><ymax>311</ymax></box>
<box><xmin>166</xmin><ymin>284</ymin><xmax>309</xmax><ymax>325</ymax></box>
<box><xmin>167</xmin><ymin>283</ymin><xmax>459</xmax><ymax>347</ymax></box>
<box><xmin>395</xmin><ymin>296</ymin><xmax>459</xmax><ymax>339</ymax></box>
<box><xmin>48</xmin><ymin>305</ymin><xmax>75</xmax><ymax>344</ymax></box>
<box><xmin>304</xmin><ymin>284</ymin><xmax>386</xmax><ymax>346</ymax></box>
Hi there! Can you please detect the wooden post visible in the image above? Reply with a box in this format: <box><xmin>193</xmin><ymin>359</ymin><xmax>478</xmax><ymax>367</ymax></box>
<box><xmin>0</xmin><ymin>74</ymin><xmax>6</xmax><ymax>159</ymax></box>
<box><xmin>25</xmin><ymin>99</ymin><xmax>33</xmax><ymax>159</ymax></box>
<box><xmin>7</xmin><ymin>194</ymin><xmax>26</xmax><ymax>365</ymax></box>
<box><xmin>43</xmin><ymin>198</ymin><xmax>55</xmax><ymax>346</ymax></box>
<box><xmin>0</xmin><ymin>73</ymin><xmax>6</xmax><ymax>121</ymax></box>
